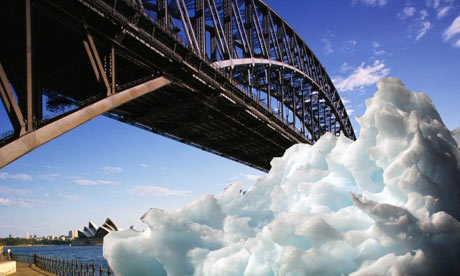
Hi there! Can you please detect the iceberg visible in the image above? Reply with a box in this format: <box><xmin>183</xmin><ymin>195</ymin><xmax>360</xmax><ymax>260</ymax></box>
<box><xmin>453</xmin><ymin>128</ymin><xmax>460</xmax><ymax>147</ymax></box>
<box><xmin>103</xmin><ymin>77</ymin><xmax>460</xmax><ymax>275</ymax></box>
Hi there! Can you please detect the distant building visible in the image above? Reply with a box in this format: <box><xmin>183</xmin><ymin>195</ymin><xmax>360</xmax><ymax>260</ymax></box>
<box><xmin>68</xmin><ymin>230</ymin><xmax>78</xmax><ymax>239</ymax></box>
<box><xmin>25</xmin><ymin>232</ymin><xmax>30</xmax><ymax>239</ymax></box>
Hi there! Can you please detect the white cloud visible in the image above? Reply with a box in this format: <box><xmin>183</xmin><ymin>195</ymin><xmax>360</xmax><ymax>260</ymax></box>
<box><xmin>322</xmin><ymin>38</ymin><xmax>333</xmax><ymax>55</ymax></box>
<box><xmin>0</xmin><ymin>172</ymin><xmax>32</xmax><ymax>181</ymax></box>
<box><xmin>399</xmin><ymin>8</ymin><xmax>432</xmax><ymax>42</ymax></box>
<box><xmin>437</xmin><ymin>6</ymin><xmax>450</xmax><ymax>18</ymax></box>
<box><xmin>59</xmin><ymin>193</ymin><xmax>81</xmax><ymax>201</ymax></box>
<box><xmin>347</xmin><ymin>109</ymin><xmax>356</xmax><ymax>115</ymax></box>
<box><xmin>332</xmin><ymin>60</ymin><xmax>390</xmax><ymax>92</ymax></box>
<box><xmin>407</xmin><ymin>10</ymin><xmax>431</xmax><ymax>42</ymax></box>
<box><xmin>340</xmin><ymin>62</ymin><xmax>353</xmax><ymax>73</ymax></box>
<box><xmin>130</xmin><ymin>186</ymin><xmax>191</xmax><ymax>197</ymax></box>
<box><xmin>398</xmin><ymin>6</ymin><xmax>417</xmax><ymax>20</ymax></box>
<box><xmin>455</xmin><ymin>39</ymin><xmax>460</xmax><ymax>48</ymax></box>
<box><xmin>341</xmin><ymin>39</ymin><xmax>358</xmax><ymax>54</ymax></box>
<box><xmin>141</xmin><ymin>163</ymin><xmax>148</xmax><ymax>168</ymax></box>
<box><xmin>443</xmin><ymin>16</ymin><xmax>460</xmax><ymax>42</ymax></box>
<box><xmin>39</xmin><ymin>173</ymin><xmax>59</xmax><ymax>180</ymax></box>
<box><xmin>426</xmin><ymin>0</ymin><xmax>453</xmax><ymax>19</ymax></box>
<box><xmin>352</xmin><ymin>0</ymin><xmax>388</xmax><ymax>6</ymax></box>
<box><xmin>420</xmin><ymin>9</ymin><xmax>429</xmax><ymax>20</ymax></box>
<box><xmin>102</xmin><ymin>166</ymin><xmax>123</xmax><ymax>174</ymax></box>
<box><xmin>348</xmin><ymin>39</ymin><xmax>357</xmax><ymax>46</ymax></box>
<box><xmin>415</xmin><ymin>21</ymin><xmax>432</xmax><ymax>41</ymax></box>
<box><xmin>44</xmin><ymin>165</ymin><xmax>62</xmax><ymax>169</ymax></box>
<box><xmin>321</xmin><ymin>31</ymin><xmax>335</xmax><ymax>55</ymax></box>
<box><xmin>0</xmin><ymin>197</ymin><xmax>32</xmax><ymax>207</ymax></box>
<box><xmin>371</xmin><ymin>41</ymin><xmax>386</xmax><ymax>55</ymax></box>
<box><xmin>0</xmin><ymin>185</ymin><xmax>30</xmax><ymax>196</ymax></box>
<box><xmin>0</xmin><ymin>198</ymin><xmax>11</xmax><ymax>206</ymax></box>
<box><xmin>432</xmin><ymin>0</ymin><xmax>441</xmax><ymax>8</ymax></box>
<box><xmin>73</xmin><ymin>179</ymin><xmax>119</xmax><ymax>186</ymax></box>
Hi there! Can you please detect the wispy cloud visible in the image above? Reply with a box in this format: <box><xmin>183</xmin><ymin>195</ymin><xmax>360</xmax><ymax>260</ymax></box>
<box><xmin>340</xmin><ymin>39</ymin><xmax>358</xmax><ymax>54</ymax></box>
<box><xmin>0</xmin><ymin>198</ymin><xmax>11</xmax><ymax>206</ymax></box>
<box><xmin>410</xmin><ymin>10</ymin><xmax>432</xmax><ymax>41</ymax></box>
<box><xmin>455</xmin><ymin>39</ymin><xmax>460</xmax><ymax>48</ymax></box>
<box><xmin>0</xmin><ymin>197</ymin><xmax>32</xmax><ymax>207</ymax></box>
<box><xmin>443</xmin><ymin>16</ymin><xmax>460</xmax><ymax>47</ymax></box>
<box><xmin>352</xmin><ymin>0</ymin><xmax>387</xmax><ymax>7</ymax></box>
<box><xmin>59</xmin><ymin>193</ymin><xmax>81</xmax><ymax>201</ymax></box>
<box><xmin>322</xmin><ymin>31</ymin><xmax>334</xmax><ymax>55</ymax></box>
<box><xmin>347</xmin><ymin>109</ymin><xmax>356</xmax><ymax>115</ymax></box>
<box><xmin>130</xmin><ymin>185</ymin><xmax>191</xmax><ymax>197</ymax></box>
<box><xmin>371</xmin><ymin>41</ymin><xmax>387</xmax><ymax>56</ymax></box>
<box><xmin>437</xmin><ymin>6</ymin><xmax>450</xmax><ymax>18</ymax></box>
<box><xmin>73</xmin><ymin>179</ymin><xmax>119</xmax><ymax>186</ymax></box>
<box><xmin>341</xmin><ymin>97</ymin><xmax>355</xmax><ymax>116</ymax></box>
<box><xmin>39</xmin><ymin>174</ymin><xmax>59</xmax><ymax>180</ymax></box>
<box><xmin>0</xmin><ymin>172</ymin><xmax>32</xmax><ymax>181</ymax></box>
<box><xmin>141</xmin><ymin>163</ymin><xmax>148</xmax><ymax>168</ymax></box>
<box><xmin>102</xmin><ymin>166</ymin><xmax>123</xmax><ymax>174</ymax></box>
<box><xmin>415</xmin><ymin>20</ymin><xmax>432</xmax><ymax>41</ymax></box>
<box><xmin>332</xmin><ymin>60</ymin><xmax>390</xmax><ymax>92</ymax></box>
<box><xmin>398</xmin><ymin>8</ymin><xmax>432</xmax><ymax>42</ymax></box>
<box><xmin>0</xmin><ymin>185</ymin><xmax>31</xmax><ymax>196</ymax></box>
<box><xmin>340</xmin><ymin>62</ymin><xmax>353</xmax><ymax>73</ymax></box>
<box><xmin>397</xmin><ymin>6</ymin><xmax>416</xmax><ymax>20</ymax></box>
<box><xmin>44</xmin><ymin>165</ymin><xmax>62</xmax><ymax>169</ymax></box>
<box><xmin>426</xmin><ymin>0</ymin><xmax>454</xmax><ymax>19</ymax></box>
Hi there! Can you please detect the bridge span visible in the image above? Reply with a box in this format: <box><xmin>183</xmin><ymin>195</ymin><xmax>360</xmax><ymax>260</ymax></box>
<box><xmin>0</xmin><ymin>0</ymin><xmax>355</xmax><ymax>171</ymax></box>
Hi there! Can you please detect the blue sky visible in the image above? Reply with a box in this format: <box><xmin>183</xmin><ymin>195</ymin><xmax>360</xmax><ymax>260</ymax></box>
<box><xmin>1</xmin><ymin>0</ymin><xmax>459</xmax><ymax>237</ymax></box>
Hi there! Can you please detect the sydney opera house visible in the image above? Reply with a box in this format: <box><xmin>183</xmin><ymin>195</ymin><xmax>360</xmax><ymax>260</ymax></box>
<box><xmin>73</xmin><ymin>218</ymin><xmax>118</xmax><ymax>245</ymax></box>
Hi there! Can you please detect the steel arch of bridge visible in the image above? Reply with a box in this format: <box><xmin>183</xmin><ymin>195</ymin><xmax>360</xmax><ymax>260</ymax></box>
<box><xmin>0</xmin><ymin>0</ymin><xmax>355</xmax><ymax>170</ymax></box>
<box><xmin>147</xmin><ymin>0</ymin><xmax>355</xmax><ymax>141</ymax></box>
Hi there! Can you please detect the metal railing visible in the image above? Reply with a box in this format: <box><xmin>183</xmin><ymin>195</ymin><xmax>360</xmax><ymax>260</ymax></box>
<box><xmin>11</xmin><ymin>253</ymin><xmax>113</xmax><ymax>276</ymax></box>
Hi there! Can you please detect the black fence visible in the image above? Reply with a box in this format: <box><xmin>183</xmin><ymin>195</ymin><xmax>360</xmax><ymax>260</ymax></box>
<box><xmin>10</xmin><ymin>253</ymin><xmax>113</xmax><ymax>276</ymax></box>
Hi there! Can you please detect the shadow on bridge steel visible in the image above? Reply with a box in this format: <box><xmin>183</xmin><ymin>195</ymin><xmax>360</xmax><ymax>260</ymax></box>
<box><xmin>0</xmin><ymin>0</ymin><xmax>355</xmax><ymax>172</ymax></box>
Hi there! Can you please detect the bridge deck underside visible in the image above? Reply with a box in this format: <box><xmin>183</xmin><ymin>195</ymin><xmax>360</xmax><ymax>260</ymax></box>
<box><xmin>1</xmin><ymin>1</ymin><xmax>298</xmax><ymax>171</ymax></box>
<box><xmin>0</xmin><ymin>0</ymin><xmax>352</xmax><ymax>171</ymax></box>
<box><xmin>110</xmin><ymin>83</ymin><xmax>294</xmax><ymax>171</ymax></box>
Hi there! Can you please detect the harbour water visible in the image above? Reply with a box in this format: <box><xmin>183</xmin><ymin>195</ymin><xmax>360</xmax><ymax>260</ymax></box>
<box><xmin>5</xmin><ymin>245</ymin><xmax>107</xmax><ymax>267</ymax></box>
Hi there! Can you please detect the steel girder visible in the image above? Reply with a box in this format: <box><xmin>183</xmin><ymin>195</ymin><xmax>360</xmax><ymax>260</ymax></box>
<box><xmin>140</xmin><ymin>0</ymin><xmax>355</xmax><ymax>141</ymax></box>
<box><xmin>0</xmin><ymin>0</ymin><xmax>355</xmax><ymax>171</ymax></box>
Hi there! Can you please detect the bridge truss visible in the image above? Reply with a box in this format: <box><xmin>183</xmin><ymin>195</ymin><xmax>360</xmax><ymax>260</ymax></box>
<box><xmin>0</xmin><ymin>0</ymin><xmax>355</xmax><ymax>171</ymax></box>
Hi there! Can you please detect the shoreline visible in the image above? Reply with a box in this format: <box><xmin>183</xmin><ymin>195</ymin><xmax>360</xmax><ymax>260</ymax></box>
<box><xmin>5</xmin><ymin>244</ymin><xmax>63</xmax><ymax>247</ymax></box>
<box><xmin>5</xmin><ymin>244</ymin><xmax>102</xmax><ymax>247</ymax></box>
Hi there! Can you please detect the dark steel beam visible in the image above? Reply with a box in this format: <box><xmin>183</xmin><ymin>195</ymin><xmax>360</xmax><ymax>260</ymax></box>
<box><xmin>194</xmin><ymin>0</ymin><xmax>206</xmax><ymax>57</ymax></box>
<box><xmin>0</xmin><ymin>76</ymin><xmax>172</xmax><ymax>169</ymax></box>
<box><xmin>0</xmin><ymin>62</ymin><xmax>26</xmax><ymax>135</ymax></box>
<box><xmin>157</xmin><ymin>0</ymin><xmax>168</xmax><ymax>27</ymax></box>
<box><xmin>83</xmin><ymin>28</ymin><xmax>111</xmax><ymax>95</ymax></box>
<box><xmin>26</xmin><ymin>0</ymin><xmax>33</xmax><ymax>132</ymax></box>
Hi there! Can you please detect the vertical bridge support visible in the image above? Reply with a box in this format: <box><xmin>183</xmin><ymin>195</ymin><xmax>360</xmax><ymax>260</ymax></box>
<box><xmin>0</xmin><ymin>62</ymin><xmax>26</xmax><ymax>136</ymax></box>
<box><xmin>83</xmin><ymin>27</ymin><xmax>112</xmax><ymax>96</ymax></box>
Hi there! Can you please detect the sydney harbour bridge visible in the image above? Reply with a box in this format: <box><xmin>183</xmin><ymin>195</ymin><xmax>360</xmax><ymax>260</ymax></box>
<box><xmin>0</xmin><ymin>0</ymin><xmax>355</xmax><ymax>171</ymax></box>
